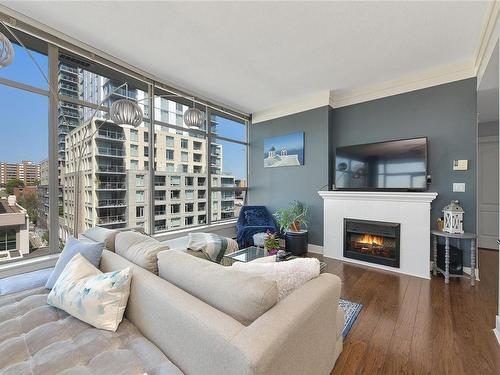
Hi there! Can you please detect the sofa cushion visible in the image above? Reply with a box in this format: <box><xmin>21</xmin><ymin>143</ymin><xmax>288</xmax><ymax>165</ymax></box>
<box><xmin>232</xmin><ymin>258</ymin><xmax>320</xmax><ymax>301</ymax></box>
<box><xmin>45</xmin><ymin>236</ymin><xmax>104</xmax><ymax>289</ymax></box>
<box><xmin>157</xmin><ymin>251</ymin><xmax>278</xmax><ymax>325</ymax></box>
<box><xmin>0</xmin><ymin>287</ymin><xmax>182</xmax><ymax>374</ymax></box>
<box><xmin>47</xmin><ymin>254</ymin><xmax>132</xmax><ymax>332</ymax></box>
<box><xmin>115</xmin><ymin>231</ymin><xmax>169</xmax><ymax>274</ymax></box>
<box><xmin>80</xmin><ymin>226</ymin><xmax>118</xmax><ymax>252</ymax></box>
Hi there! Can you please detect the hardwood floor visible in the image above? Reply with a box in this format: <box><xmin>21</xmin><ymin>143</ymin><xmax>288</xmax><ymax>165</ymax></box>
<box><xmin>314</xmin><ymin>249</ymin><xmax>500</xmax><ymax>374</ymax></box>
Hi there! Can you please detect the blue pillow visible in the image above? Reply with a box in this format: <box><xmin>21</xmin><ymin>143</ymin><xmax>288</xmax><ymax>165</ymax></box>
<box><xmin>45</xmin><ymin>236</ymin><xmax>105</xmax><ymax>289</ymax></box>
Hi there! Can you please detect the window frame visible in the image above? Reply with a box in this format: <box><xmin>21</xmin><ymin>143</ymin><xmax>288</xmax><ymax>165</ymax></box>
<box><xmin>0</xmin><ymin>14</ymin><xmax>250</xmax><ymax>253</ymax></box>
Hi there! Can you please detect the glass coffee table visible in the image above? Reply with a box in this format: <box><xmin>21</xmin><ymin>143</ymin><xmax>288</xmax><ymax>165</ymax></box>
<box><xmin>223</xmin><ymin>246</ymin><xmax>327</xmax><ymax>273</ymax></box>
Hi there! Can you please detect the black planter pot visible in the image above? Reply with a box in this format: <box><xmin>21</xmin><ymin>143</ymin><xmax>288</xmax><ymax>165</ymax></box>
<box><xmin>285</xmin><ymin>230</ymin><xmax>308</xmax><ymax>255</ymax></box>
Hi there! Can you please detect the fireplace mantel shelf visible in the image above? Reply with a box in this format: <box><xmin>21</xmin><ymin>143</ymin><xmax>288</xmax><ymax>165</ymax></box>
<box><xmin>318</xmin><ymin>191</ymin><xmax>438</xmax><ymax>203</ymax></box>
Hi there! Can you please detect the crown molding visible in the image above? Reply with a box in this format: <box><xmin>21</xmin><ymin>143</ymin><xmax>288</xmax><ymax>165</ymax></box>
<box><xmin>251</xmin><ymin>91</ymin><xmax>331</xmax><ymax>124</ymax></box>
<box><xmin>331</xmin><ymin>61</ymin><xmax>475</xmax><ymax>108</ymax></box>
<box><xmin>474</xmin><ymin>1</ymin><xmax>500</xmax><ymax>86</ymax></box>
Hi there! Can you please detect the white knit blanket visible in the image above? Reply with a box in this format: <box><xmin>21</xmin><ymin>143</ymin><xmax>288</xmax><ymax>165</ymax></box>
<box><xmin>232</xmin><ymin>258</ymin><xmax>320</xmax><ymax>301</ymax></box>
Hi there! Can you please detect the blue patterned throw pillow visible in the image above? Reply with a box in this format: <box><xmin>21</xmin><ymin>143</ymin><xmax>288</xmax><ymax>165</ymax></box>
<box><xmin>47</xmin><ymin>253</ymin><xmax>132</xmax><ymax>331</ymax></box>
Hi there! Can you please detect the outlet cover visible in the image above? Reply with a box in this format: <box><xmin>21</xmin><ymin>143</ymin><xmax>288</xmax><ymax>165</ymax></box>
<box><xmin>453</xmin><ymin>183</ymin><xmax>466</xmax><ymax>192</ymax></box>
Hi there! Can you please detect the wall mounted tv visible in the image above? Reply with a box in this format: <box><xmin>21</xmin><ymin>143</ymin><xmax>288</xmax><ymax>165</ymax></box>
<box><xmin>335</xmin><ymin>137</ymin><xmax>428</xmax><ymax>191</ymax></box>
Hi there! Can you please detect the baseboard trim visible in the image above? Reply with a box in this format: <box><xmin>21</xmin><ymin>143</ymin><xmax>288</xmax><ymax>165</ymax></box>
<box><xmin>494</xmin><ymin>316</ymin><xmax>500</xmax><ymax>345</ymax></box>
<box><xmin>308</xmin><ymin>244</ymin><xmax>324</xmax><ymax>254</ymax></box>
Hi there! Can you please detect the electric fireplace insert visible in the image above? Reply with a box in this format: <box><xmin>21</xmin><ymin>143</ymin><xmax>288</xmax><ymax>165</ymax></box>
<box><xmin>344</xmin><ymin>218</ymin><xmax>400</xmax><ymax>268</ymax></box>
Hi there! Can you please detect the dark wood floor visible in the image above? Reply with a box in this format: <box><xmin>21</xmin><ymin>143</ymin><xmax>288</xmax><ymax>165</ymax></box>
<box><xmin>313</xmin><ymin>249</ymin><xmax>500</xmax><ymax>375</ymax></box>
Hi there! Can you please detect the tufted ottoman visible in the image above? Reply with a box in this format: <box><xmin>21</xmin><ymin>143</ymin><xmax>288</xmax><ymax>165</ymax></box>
<box><xmin>0</xmin><ymin>287</ymin><xmax>183</xmax><ymax>375</ymax></box>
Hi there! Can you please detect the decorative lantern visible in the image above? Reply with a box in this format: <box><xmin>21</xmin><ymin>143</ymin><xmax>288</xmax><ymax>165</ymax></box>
<box><xmin>0</xmin><ymin>32</ymin><xmax>14</xmax><ymax>68</ymax></box>
<box><xmin>442</xmin><ymin>200</ymin><xmax>464</xmax><ymax>234</ymax></box>
<box><xmin>109</xmin><ymin>99</ymin><xmax>143</xmax><ymax>129</ymax></box>
<box><xmin>183</xmin><ymin>106</ymin><xmax>205</xmax><ymax>129</ymax></box>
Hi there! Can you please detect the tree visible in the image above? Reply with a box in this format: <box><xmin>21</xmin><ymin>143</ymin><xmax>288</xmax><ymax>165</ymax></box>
<box><xmin>19</xmin><ymin>194</ymin><xmax>40</xmax><ymax>224</ymax></box>
<box><xmin>5</xmin><ymin>178</ymin><xmax>24</xmax><ymax>195</ymax></box>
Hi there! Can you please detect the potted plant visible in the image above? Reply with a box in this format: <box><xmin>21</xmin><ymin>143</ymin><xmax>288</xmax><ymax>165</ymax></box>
<box><xmin>264</xmin><ymin>230</ymin><xmax>280</xmax><ymax>256</ymax></box>
<box><xmin>273</xmin><ymin>201</ymin><xmax>310</xmax><ymax>255</ymax></box>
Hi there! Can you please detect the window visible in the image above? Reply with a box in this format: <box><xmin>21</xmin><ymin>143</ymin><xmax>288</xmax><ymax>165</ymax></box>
<box><xmin>166</xmin><ymin>136</ymin><xmax>174</xmax><ymax>147</ymax></box>
<box><xmin>171</xmin><ymin>190</ymin><xmax>180</xmax><ymax>199</ymax></box>
<box><xmin>155</xmin><ymin>191</ymin><xmax>166</xmax><ymax>201</ymax></box>
<box><xmin>0</xmin><ymin>229</ymin><xmax>17</xmax><ymax>251</ymax></box>
<box><xmin>130</xmin><ymin>160</ymin><xmax>139</xmax><ymax>170</ymax></box>
<box><xmin>193</xmin><ymin>153</ymin><xmax>202</xmax><ymax>163</ymax></box>
<box><xmin>181</xmin><ymin>139</ymin><xmax>188</xmax><ymax>149</ymax></box>
<box><xmin>155</xmin><ymin>205</ymin><xmax>166</xmax><ymax>216</ymax></box>
<box><xmin>182</xmin><ymin>164</ymin><xmax>189</xmax><ymax>173</ymax></box>
<box><xmin>166</xmin><ymin>150</ymin><xmax>174</xmax><ymax>160</ymax></box>
<box><xmin>144</xmin><ymin>146</ymin><xmax>149</xmax><ymax>157</ymax></box>
<box><xmin>0</xmin><ymin>35</ymin><xmax>51</xmax><ymax>263</ymax></box>
<box><xmin>136</xmin><ymin>191</ymin><xmax>145</xmax><ymax>203</ymax></box>
<box><xmin>155</xmin><ymin>219</ymin><xmax>166</xmax><ymax>231</ymax></box>
<box><xmin>185</xmin><ymin>190</ymin><xmax>194</xmax><ymax>199</ymax></box>
<box><xmin>181</xmin><ymin>151</ymin><xmax>189</xmax><ymax>162</ymax></box>
<box><xmin>185</xmin><ymin>177</ymin><xmax>194</xmax><ymax>186</ymax></box>
<box><xmin>170</xmin><ymin>217</ymin><xmax>181</xmax><ymax>228</ymax></box>
<box><xmin>193</xmin><ymin>165</ymin><xmax>203</xmax><ymax>174</ymax></box>
<box><xmin>185</xmin><ymin>203</ymin><xmax>194</xmax><ymax>213</ymax></box>
<box><xmin>185</xmin><ymin>216</ymin><xmax>194</xmax><ymax>226</ymax></box>
<box><xmin>136</xmin><ymin>175</ymin><xmax>145</xmax><ymax>187</ymax></box>
<box><xmin>154</xmin><ymin>176</ymin><xmax>166</xmax><ymax>186</ymax></box>
<box><xmin>130</xmin><ymin>129</ymin><xmax>138</xmax><ymax>142</ymax></box>
<box><xmin>193</xmin><ymin>141</ymin><xmax>202</xmax><ymax>150</ymax></box>
<box><xmin>130</xmin><ymin>144</ymin><xmax>139</xmax><ymax>157</ymax></box>
<box><xmin>136</xmin><ymin>206</ymin><xmax>144</xmax><ymax>218</ymax></box>
<box><xmin>171</xmin><ymin>204</ymin><xmax>180</xmax><ymax>214</ymax></box>
<box><xmin>143</xmin><ymin>131</ymin><xmax>149</xmax><ymax>143</ymax></box>
<box><xmin>170</xmin><ymin>176</ymin><xmax>181</xmax><ymax>186</ymax></box>
<box><xmin>166</xmin><ymin>163</ymin><xmax>174</xmax><ymax>173</ymax></box>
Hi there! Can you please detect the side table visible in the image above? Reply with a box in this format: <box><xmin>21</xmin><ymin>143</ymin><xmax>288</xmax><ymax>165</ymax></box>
<box><xmin>430</xmin><ymin>229</ymin><xmax>477</xmax><ymax>286</ymax></box>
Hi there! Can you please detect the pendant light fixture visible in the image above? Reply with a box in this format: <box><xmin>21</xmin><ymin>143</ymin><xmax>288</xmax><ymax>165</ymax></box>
<box><xmin>0</xmin><ymin>32</ymin><xmax>14</xmax><ymax>68</ymax></box>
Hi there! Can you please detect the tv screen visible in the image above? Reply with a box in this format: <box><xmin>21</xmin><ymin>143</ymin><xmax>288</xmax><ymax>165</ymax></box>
<box><xmin>335</xmin><ymin>137</ymin><xmax>428</xmax><ymax>191</ymax></box>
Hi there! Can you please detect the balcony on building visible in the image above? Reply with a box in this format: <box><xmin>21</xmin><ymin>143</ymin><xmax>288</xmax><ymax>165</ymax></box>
<box><xmin>96</xmin><ymin>129</ymin><xmax>125</xmax><ymax>142</ymax></box>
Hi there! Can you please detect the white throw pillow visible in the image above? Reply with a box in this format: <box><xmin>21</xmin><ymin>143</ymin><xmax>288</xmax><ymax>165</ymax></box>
<box><xmin>47</xmin><ymin>253</ymin><xmax>132</xmax><ymax>331</ymax></box>
<box><xmin>232</xmin><ymin>258</ymin><xmax>320</xmax><ymax>301</ymax></box>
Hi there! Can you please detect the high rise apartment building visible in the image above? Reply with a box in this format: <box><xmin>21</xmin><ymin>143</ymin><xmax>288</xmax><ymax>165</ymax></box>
<box><xmin>0</xmin><ymin>160</ymin><xmax>40</xmax><ymax>186</ymax></box>
<box><xmin>63</xmin><ymin>117</ymin><xmax>235</xmax><ymax>234</ymax></box>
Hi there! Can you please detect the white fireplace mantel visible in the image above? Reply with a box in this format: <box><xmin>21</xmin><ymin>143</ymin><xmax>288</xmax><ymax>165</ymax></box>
<box><xmin>319</xmin><ymin>190</ymin><xmax>438</xmax><ymax>279</ymax></box>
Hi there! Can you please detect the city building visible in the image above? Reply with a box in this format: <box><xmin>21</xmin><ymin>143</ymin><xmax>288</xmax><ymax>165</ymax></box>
<box><xmin>0</xmin><ymin>160</ymin><xmax>40</xmax><ymax>186</ymax></box>
<box><xmin>0</xmin><ymin>196</ymin><xmax>29</xmax><ymax>261</ymax></box>
<box><xmin>63</xmin><ymin>115</ymin><xmax>236</xmax><ymax>234</ymax></box>
<box><xmin>37</xmin><ymin>159</ymin><xmax>50</xmax><ymax>229</ymax></box>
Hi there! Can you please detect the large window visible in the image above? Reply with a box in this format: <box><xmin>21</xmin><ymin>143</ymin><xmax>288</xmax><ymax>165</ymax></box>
<box><xmin>0</xmin><ymin>30</ymin><xmax>51</xmax><ymax>264</ymax></box>
<box><xmin>151</xmin><ymin>92</ymin><xmax>248</xmax><ymax>232</ymax></box>
<box><xmin>0</xmin><ymin>18</ymin><xmax>249</xmax><ymax>261</ymax></box>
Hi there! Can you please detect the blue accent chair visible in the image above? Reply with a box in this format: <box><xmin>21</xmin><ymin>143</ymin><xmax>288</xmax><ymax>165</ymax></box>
<box><xmin>236</xmin><ymin>206</ymin><xmax>278</xmax><ymax>249</ymax></box>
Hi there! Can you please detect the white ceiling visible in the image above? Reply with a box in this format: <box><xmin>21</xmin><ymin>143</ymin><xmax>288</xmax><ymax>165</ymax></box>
<box><xmin>2</xmin><ymin>1</ymin><xmax>491</xmax><ymax>114</ymax></box>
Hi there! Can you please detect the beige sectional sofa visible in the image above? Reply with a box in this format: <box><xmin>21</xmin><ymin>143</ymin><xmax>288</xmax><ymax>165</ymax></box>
<box><xmin>6</xmin><ymin>228</ymin><xmax>344</xmax><ymax>374</ymax></box>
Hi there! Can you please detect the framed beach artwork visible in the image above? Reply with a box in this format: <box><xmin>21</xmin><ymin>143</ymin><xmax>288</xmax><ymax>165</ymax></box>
<box><xmin>264</xmin><ymin>132</ymin><xmax>304</xmax><ymax>168</ymax></box>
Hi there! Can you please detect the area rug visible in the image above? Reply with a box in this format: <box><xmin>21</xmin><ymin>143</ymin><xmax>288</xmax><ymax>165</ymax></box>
<box><xmin>339</xmin><ymin>298</ymin><xmax>363</xmax><ymax>338</ymax></box>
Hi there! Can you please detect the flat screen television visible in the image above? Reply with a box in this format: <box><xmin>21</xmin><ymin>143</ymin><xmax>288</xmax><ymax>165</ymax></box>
<box><xmin>335</xmin><ymin>137</ymin><xmax>428</xmax><ymax>191</ymax></box>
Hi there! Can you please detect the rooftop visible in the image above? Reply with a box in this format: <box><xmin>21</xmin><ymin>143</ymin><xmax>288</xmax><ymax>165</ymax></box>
<box><xmin>0</xmin><ymin>200</ymin><xmax>21</xmax><ymax>214</ymax></box>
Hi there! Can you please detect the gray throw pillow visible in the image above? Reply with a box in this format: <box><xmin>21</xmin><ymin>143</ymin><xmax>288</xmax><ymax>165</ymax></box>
<box><xmin>45</xmin><ymin>236</ymin><xmax>105</xmax><ymax>289</ymax></box>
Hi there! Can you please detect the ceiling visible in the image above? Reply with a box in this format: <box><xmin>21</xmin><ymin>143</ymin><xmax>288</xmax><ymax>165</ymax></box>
<box><xmin>1</xmin><ymin>1</ymin><xmax>491</xmax><ymax>114</ymax></box>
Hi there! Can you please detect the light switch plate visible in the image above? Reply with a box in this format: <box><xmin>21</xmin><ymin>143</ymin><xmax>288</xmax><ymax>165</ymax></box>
<box><xmin>453</xmin><ymin>160</ymin><xmax>468</xmax><ymax>171</ymax></box>
<box><xmin>453</xmin><ymin>183</ymin><xmax>466</xmax><ymax>192</ymax></box>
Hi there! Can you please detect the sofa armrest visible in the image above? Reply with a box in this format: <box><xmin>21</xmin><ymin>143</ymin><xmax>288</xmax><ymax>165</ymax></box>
<box><xmin>230</xmin><ymin>273</ymin><xmax>342</xmax><ymax>375</ymax></box>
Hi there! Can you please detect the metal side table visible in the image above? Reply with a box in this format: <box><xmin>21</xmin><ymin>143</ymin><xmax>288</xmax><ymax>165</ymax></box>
<box><xmin>431</xmin><ymin>230</ymin><xmax>477</xmax><ymax>286</ymax></box>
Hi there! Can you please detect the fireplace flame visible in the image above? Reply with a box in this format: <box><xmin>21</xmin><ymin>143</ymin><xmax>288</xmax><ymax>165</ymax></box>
<box><xmin>359</xmin><ymin>234</ymin><xmax>384</xmax><ymax>246</ymax></box>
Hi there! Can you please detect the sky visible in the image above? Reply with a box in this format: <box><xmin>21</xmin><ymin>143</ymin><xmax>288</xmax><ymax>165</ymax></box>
<box><xmin>0</xmin><ymin>44</ymin><xmax>49</xmax><ymax>164</ymax></box>
<box><xmin>0</xmin><ymin>43</ymin><xmax>246</xmax><ymax>180</ymax></box>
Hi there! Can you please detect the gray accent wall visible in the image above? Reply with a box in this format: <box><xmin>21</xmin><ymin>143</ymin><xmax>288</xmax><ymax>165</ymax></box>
<box><xmin>249</xmin><ymin>107</ymin><xmax>330</xmax><ymax>245</ymax></box>
<box><xmin>249</xmin><ymin>78</ymin><xmax>477</xmax><ymax>264</ymax></box>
